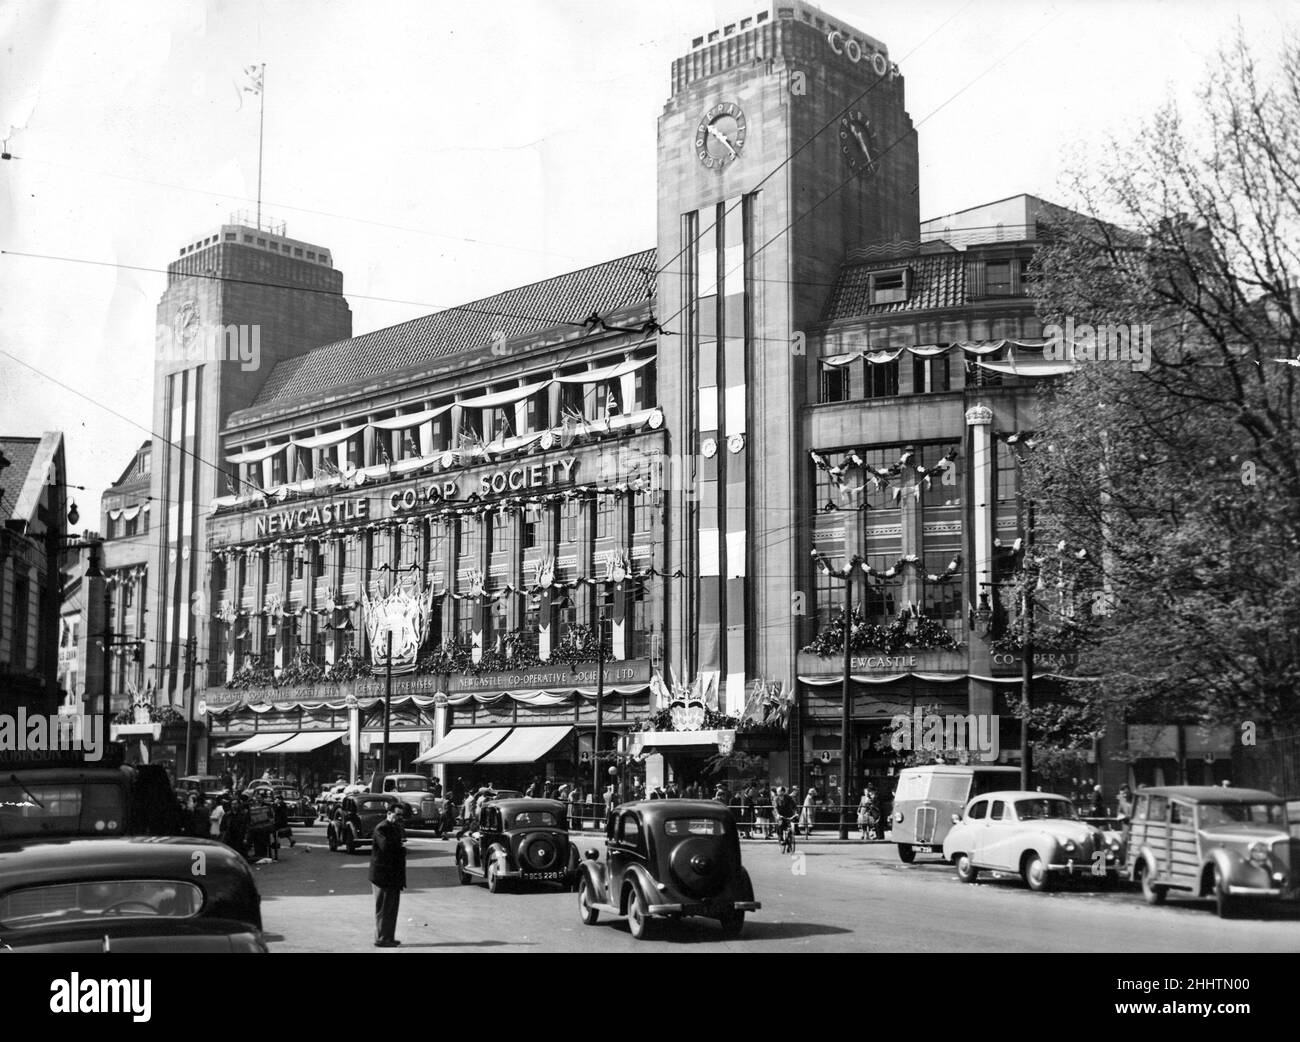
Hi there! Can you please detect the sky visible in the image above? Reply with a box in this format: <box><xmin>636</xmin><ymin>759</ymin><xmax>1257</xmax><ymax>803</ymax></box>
<box><xmin>1</xmin><ymin>0</ymin><xmax>1296</xmax><ymax>515</ymax></box>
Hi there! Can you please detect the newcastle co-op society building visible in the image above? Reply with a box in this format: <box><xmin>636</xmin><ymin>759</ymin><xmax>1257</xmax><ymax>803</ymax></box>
<box><xmin>86</xmin><ymin>2</ymin><xmax>1226</xmax><ymax>798</ymax></box>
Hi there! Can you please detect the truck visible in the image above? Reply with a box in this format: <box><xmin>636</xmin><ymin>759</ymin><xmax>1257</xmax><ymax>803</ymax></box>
<box><xmin>368</xmin><ymin>772</ymin><xmax>446</xmax><ymax>830</ymax></box>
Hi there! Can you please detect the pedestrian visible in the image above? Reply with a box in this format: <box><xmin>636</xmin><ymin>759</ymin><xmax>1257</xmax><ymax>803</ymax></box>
<box><xmin>1089</xmin><ymin>785</ymin><xmax>1106</xmax><ymax>818</ymax></box>
<box><xmin>209</xmin><ymin>795</ymin><xmax>227</xmax><ymax>840</ymax></box>
<box><xmin>220</xmin><ymin>768</ymin><xmax>234</xmax><ymax>791</ymax></box>
<box><xmin>273</xmin><ymin>795</ymin><xmax>294</xmax><ymax>851</ymax></box>
<box><xmin>665</xmin><ymin>780</ymin><xmax>679</xmax><ymax>799</ymax></box>
<box><xmin>754</xmin><ymin>783</ymin><xmax>772</xmax><ymax>838</ymax></box>
<box><xmin>370</xmin><ymin>803</ymin><xmax>407</xmax><ymax>947</ymax></box>
<box><xmin>190</xmin><ymin>795</ymin><xmax>209</xmax><ymax>838</ymax></box>
<box><xmin>800</xmin><ymin>786</ymin><xmax>817</xmax><ymax>838</ymax></box>
<box><xmin>1115</xmin><ymin>783</ymin><xmax>1134</xmax><ymax>821</ymax></box>
<box><xmin>858</xmin><ymin>784</ymin><xmax>879</xmax><ymax>841</ymax></box>
<box><xmin>713</xmin><ymin>783</ymin><xmax>727</xmax><ymax>804</ymax></box>
<box><xmin>568</xmin><ymin>783</ymin><xmax>583</xmax><ymax>830</ymax></box>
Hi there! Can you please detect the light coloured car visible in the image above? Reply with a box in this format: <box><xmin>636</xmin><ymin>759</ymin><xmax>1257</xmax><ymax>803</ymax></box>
<box><xmin>942</xmin><ymin>790</ymin><xmax>1123</xmax><ymax>891</ymax></box>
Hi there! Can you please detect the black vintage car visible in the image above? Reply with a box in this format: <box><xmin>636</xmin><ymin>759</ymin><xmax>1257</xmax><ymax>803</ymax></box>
<box><xmin>577</xmin><ymin>800</ymin><xmax>760</xmax><ymax>940</ymax></box>
<box><xmin>455</xmin><ymin>798</ymin><xmax>579</xmax><ymax>893</ymax></box>
<box><xmin>243</xmin><ymin>782</ymin><xmax>315</xmax><ymax>827</ymax></box>
<box><xmin>327</xmin><ymin>792</ymin><xmax>399</xmax><ymax>854</ymax></box>
<box><xmin>0</xmin><ymin>836</ymin><xmax>266</xmax><ymax>952</ymax></box>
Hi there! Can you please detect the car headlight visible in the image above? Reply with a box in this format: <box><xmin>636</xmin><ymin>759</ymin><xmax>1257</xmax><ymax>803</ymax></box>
<box><xmin>1062</xmin><ymin>839</ymin><xmax>1076</xmax><ymax>853</ymax></box>
<box><xmin>1108</xmin><ymin>837</ymin><xmax>1121</xmax><ymax>851</ymax></box>
<box><xmin>1249</xmin><ymin>841</ymin><xmax>1269</xmax><ymax>864</ymax></box>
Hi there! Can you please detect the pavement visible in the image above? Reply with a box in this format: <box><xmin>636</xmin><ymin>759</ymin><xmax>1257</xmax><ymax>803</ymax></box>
<box><xmin>252</xmin><ymin>824</ymin><xmax>1300</xmax><ymax>953</ymax></box>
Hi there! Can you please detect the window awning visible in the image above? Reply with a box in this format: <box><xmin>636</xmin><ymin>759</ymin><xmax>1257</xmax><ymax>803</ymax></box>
<box><xmin>369</xmin><ymin>403</ymin><xmax>455</xmax><ymax>430</ymax></box>
<box><xmin>412</xmin><ymin>727</ymin><xmax>510</xmax><ymax>765</ymax></box>
<box><xmin>268</xmin><ymin>730</ymin><xmax>346</xmax><ymax>754</ymax></box>
<box><xmin>225</xmin><ymin>443</ymin><xmax>289</xmax><ymax>465</ymax></box>
<box><xmin>291</xmin><ymin>423</ymin><xmax>367</xmax><ymax>450</ymax></box>
<box><xmin>458</xmin><ymin>379</ymin><xmax>554</xmax><ymax>411</ymax></box>
<box><xmin>975</xmin><ymin>359</ymin><xmax>1077</xmax><ymax>378</ymax></box>
<box><xmin>475</xmin><ymin>725</ymin><xmax>574</xmax><ymax>765</ymax></box>
<box><xmin>553</xmin><ymin>355</ymin><xmax>652</xmax><ymax>384</ymax></box>
<box><xmin>221</xmin><ymin>733</ymin><xmax>294</xmax><ymax>754</ymax></box>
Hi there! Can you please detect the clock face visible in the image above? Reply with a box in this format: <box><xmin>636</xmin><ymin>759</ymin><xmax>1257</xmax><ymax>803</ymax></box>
<box><xmin>173</xmin><ymin>301</ymin><xmax>200</xmax><ymax>352</ymax></box>
<box><xmin>839</xmin><ymin>110</ymin><xmax>879</xmax><ymax>177</ymax></box>
<box><xmin>695</xmin><ymin>102</ymin><xmax>747</xmax><ymax>170</ymax></box>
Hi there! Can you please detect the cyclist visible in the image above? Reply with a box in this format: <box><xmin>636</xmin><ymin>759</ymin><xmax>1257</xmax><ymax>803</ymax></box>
<box><xmin>774</xmin><ymin>786</ymin><xmax>798</xmax><ymax>851</ymax></box>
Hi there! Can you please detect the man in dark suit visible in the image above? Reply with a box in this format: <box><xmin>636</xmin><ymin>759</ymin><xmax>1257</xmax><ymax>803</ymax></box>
<box><xmin>370</xmin><ymin>804</ymin><xmax>407</xmax><ymax>947</ymax></box>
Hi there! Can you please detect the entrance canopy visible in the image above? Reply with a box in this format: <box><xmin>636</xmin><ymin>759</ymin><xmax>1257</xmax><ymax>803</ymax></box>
<box><xmin>413</xmin><ymin>728</ymin><xmax>508</xmax><ymax>765</ymax></box>
<box><xmin>475</xmin><ymin>726</ymin><xmax>574</xmax><ymax>765</ymax></box>
<box><xmin>270</xmin><ymin>731</ymin><xmax>346</xmax><ymax>754</ymax></box>
<box><xmin>629</xmin><ymin>729</ymin><xmax>735</xmax><ymax>754</ymax></box>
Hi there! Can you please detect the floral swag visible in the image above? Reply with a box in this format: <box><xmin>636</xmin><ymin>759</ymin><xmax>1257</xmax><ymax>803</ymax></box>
<box><xmin>802</xmin><ymin>607</ymin><xmax>961</xmax><ymax>657</ymax></box>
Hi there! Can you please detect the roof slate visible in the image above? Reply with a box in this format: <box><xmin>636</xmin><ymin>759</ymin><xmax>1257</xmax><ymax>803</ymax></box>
<box><xmin>822</xmin><ymin>254</ymin><xmax>969</xmax><ymax>322</ymax></box>
<box><xmin>252</xmin><ymin>249</ymin><xmax>657</xmax><ymax>410</ymax></box>
<box><xmin>0</xmin><ymin>438</ymin><xmax>40</xmax><ymax>521</ymax></box>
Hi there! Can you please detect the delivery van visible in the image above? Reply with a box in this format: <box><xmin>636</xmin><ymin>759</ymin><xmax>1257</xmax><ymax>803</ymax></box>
<box><xmin>891</xmin><ymin>764</ymin><xmax>1021</xmax><ymax>862</ymax></box>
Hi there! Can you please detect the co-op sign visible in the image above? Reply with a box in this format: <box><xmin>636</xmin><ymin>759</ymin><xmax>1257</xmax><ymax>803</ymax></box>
<box><xmin>826</xmin><ymin>29</ymin><xmax>900</xmax><ymax>79</ymax></box>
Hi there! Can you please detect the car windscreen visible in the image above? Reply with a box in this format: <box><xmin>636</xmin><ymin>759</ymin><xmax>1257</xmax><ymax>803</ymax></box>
<box><xmin>1014</xmin><ymin>798</ymin><xmax>1078</xmax><ymax>821</ymax></box>
<box><xmin>1197</xmin><ymin>802</ymin><xmax>1284</xmax><ymax>827</ymax></box>
<box><xmin>274</xmin><ymin>788</ymin><xmax>300</xmax><ymax>800</ymax></box>
<box><xmin>357</xmin><ymin>799</ymin><xmax>392</xmax><ymax>813</ymax></box>
<box><xmin>393</xmin><ymin>779</ymin><xmax>430</xmax><ymax>793</ymax></box>
<box><xmin>0</xmin><ymin>781</ymin><xmax>127</xmax><ymax>838</ymax></box>
<box><xmin>0</xmin><ymin>880</ymin><xmax>203</xmax><ymax>929</ymax></box>
<box><xmin>664</xmin><ymin>818</ymin><xmax>725</xmax><ymax>836</ymax></box>
<box><xmin>510</xmin><ymin>811</ymin><xmax>560</xmax><ymax>828</ymax></box>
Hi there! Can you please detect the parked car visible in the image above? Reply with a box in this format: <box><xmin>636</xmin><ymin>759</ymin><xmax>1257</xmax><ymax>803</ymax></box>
<box><xmin>1126</xmin><ymin>786</ymin><xmax>1296</xmax><ymax>918</ymax></box>
<box><xmin>576</xmin><ymin>800</ymin><xmax>760</xmax><ymax>940</ymax></box>
<box><xmin>0</xmin><ymin>835</ymin><xmax>266</xmax><ymax>952</ymax></box>
<box><xmin>943</xmin><ymin>790</ymin><xmax>1123</xmax><ymax>890</ymax></box>
<box><xmin>371</xmin><ymin>773</ymin><xmax>446</xmax><ymax>830</ymax></box>
<box><xmin>327</xmin><ymin>793</ymin><xmax>400</xmax><ymax>854</ymax></box>
<box><xmin>176</xmin><ymin>775</ymin><xmax>225</xmax><ymax>804</ymax></box>
<box><xmin>455</xmin><ymin>798</ymin><xmax>578</xmax><ymax>893</ymax></box>
<box><xmin>243</xmin><ymin>782</ymin><xmax>315</xmax><ymax>827</ymax></box>
<box><xmin>316</xmin><ymin>782</ymin><xmax>356</xmax><ymax>820</ymax></box>
<box><xmin>891</xmin><ymin>764</ymin><xmax>1021</xmax><ymax>862</ymax></box>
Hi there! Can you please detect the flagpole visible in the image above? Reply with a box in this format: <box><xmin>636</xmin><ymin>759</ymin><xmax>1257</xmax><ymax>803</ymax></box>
<box><xmin>256</xmin><ymin>62</ymin><xmax>266</xmax><ymax>231</ymax></box>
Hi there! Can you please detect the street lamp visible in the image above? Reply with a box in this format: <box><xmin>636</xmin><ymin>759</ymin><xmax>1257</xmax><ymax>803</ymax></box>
<box><xmin>811</xmin><ymin>548</ymin><xmax>861</xmax><ymax>840</ymax></box>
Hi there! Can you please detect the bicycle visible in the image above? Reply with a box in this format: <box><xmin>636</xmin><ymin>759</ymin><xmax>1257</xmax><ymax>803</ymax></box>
<box><xmin>777</xmin><ymin>814</ymin><xmax>797</xmax><ymax>854</ymax></box>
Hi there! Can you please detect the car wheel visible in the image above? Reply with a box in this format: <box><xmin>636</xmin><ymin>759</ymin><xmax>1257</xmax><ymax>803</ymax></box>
<box><xmin>1023</xmin><ymin>853</ymin><xmax>1052</xmax><ymax>892</ymax></box>
<box><xmin>1213</xmin><ymin>865</ymin><xmax>1237</xmax><ymax>919</ymax></box>
<box><xmin>898</xmin><ymin>844</ymin><xmax>916</xmax><ymax>864</ymax></box>
<box><xmin>954</xmin><ymin>853</ymin><xmax>978</xmax><ymax>883</ymax></box>
<box><xmin>487</xmin><ymin>857</ymin><xmax>504</xmax><ymax>894</ymax></box>
<box><xmin>455</xmin><ymin>850</ymin><xmax>471</xmax><ymax>886</ymax></box>
<box><xmin>626</xmin><ymin>884</ymin><xmax>655</xmax><ymax>941</ymax></box>
<box><xmin>327</xmin><ymin>825</ymin><xmax>338</xmax><ymax>852</ymax></box>
<box><xmin>718</xmin><ymin>908</ymin><xmax>745</xmax><ymax>940</ymax></box>
<box><xmin>578</xmin><ymin>875</ymin><xmax>600</xmax><ymax>926</ymax></box>
<box><xmin>345</xmin><ymin>826</ymin><xmax>357</xmax><ymax>855</ymax></box>
<box><xmin>1137</xmin><ymin>860</ymin><xmax>1167</xmax><ymax>905</ymax></box>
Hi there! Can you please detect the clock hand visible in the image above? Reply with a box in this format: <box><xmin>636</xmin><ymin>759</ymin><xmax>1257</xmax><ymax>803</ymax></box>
<box><xmin>707</xmin><ymin>123</ymin><xmax>738</xmax><ymax>159</ymax></box>
<box><xmin>852</xmin><ymin>125</ymin><xmax>872</xmax><ymax>163</ymax></box>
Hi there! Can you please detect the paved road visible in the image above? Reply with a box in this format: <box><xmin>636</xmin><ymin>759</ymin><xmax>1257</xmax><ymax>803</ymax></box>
<box><xmin>254</xmin><ymin>826</ymin><xmax>1300</xmax><ymax>952</ymax></box>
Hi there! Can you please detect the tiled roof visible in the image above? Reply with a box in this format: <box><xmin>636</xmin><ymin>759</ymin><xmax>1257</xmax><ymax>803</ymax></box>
<box><xmin>0</xmin><ymin>438</ymin><xmax>40</xmax><ymax>521</ymax></box>
<box><xmin>252</xmin><ymin>249</ymin><xmax>657</xmax><ymax>410</ymax></box>
<box><xmin>822</xmin><ymin>253</ymin><xmax>968</xmax><ymax>322</ymax></box>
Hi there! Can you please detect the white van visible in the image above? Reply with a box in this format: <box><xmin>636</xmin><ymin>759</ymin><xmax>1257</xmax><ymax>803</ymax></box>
<box><xmin>891</xmin><ymin>764</ymin><xmax>1021</xmax><ymax>862</ymax></box>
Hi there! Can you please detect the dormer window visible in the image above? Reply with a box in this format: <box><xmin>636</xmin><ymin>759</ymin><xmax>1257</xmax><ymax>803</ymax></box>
<box><xmin>869</xmin><ymin>268</ymin><xmax>911</xmax><ymax>305</ymax></box>
<box><xmin>986</xmin><ymin>260</ymin><xmax>1013</xmax><ymax>295</ymax></box>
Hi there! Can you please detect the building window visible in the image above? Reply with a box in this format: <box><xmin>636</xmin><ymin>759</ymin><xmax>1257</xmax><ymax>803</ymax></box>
<box><xmin>634</xmin><ymin>498</ymin><xmax>653</xmax><ymax>536</ymax></box>
<box><xmin>996</xmin><ymin>441</ymin><xmax>1020</xmax><ymax>504</ymax></box>
<box><xmin>821</xmin><ymin>363</ymin><xmax>850</xmax><ymax>403</ymax></box>
<box><xmin>633</xmin><ymin>363</ymin><xmax>656</xmax><ymax>411</ymax></box>
<box><xmin>923</xmin><ymin>557</ymin><xmax>964</xmax><ymax>640</ymax></box>
<box><xmin>865</xmin><ymin>361</ymin><xmax>899</xmax><ymax>399</ymax></box>
<box><xmin>562</xmin><ymin>500</ymin><xmax>579</xmax><ymax>544</ymax></box>
<box><xmin>912</xmin><ymin>354</ymin><xmax>950</xmax><ymax>394</ymax></box>
<box><xmin>523</xmin><ymin>504</ymin><xmax>543</xmax><ymax>550</ymax></box>
<box><xmin>986</xmin><ymin>261</ymin><xmax>1013</xmax><ymax>295</ymax></box>
<box><xmin>558</xmin><ymin>379</ymin><xmax>584</xmax><ymax>420</ymax></box>
<box><xmin>524</xmin><ymin>392</ymin><xmax>549</xmax><ymax>434</ymax></box>
<box><xmin>869</xmin><ymin>268</ymin><xmax>910</xmax><ymax>305</ymax></box>
<box><xmin>555</xmin><ymin>590</ymin><xmax>578</xmax><ymax>638</ymax></box>
<box><xmin>595</xmin><ymin>496</ymin><xmax>614</xmax><ymax>540</ymax></box>
<box><xmin>631</xmin><ymin>585</ymin><xmax>648</xmax><ymax>658</ymax></box>
<box><xmin>594</xmin><ymin>586</ymin><xmax>615</xmax><ymax>649</ymax></box>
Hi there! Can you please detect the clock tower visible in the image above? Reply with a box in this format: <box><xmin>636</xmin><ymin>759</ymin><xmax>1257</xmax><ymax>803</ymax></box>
<box><xmin>150</xmin><ymin>223</ymin><xmax>351</xmax><ymax>706</ymax></box>
<box><xmin>657</xmin><ymin>3</ymin><xmax>919</xmax><ymax>712</ymax></box>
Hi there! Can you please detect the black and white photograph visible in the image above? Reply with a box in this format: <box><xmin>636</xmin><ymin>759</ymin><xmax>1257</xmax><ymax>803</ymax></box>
<box><xmin>1</xmin><ymin>0</ymin><xmax>1298</xmax><ymax>1000</ymax></box>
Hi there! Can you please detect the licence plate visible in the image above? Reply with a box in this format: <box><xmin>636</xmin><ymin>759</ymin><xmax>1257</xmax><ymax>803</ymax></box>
<box><xmin>525</xmin><ymin>871</ymin><xmax>566</xmax><ymax>880</ymax></box>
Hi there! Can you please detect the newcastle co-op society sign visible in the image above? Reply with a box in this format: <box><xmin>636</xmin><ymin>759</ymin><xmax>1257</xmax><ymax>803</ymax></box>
<box><xmin>205</xmin><ymin>659</ymin><xmax>653</xmax><ymax>709</ymax></box>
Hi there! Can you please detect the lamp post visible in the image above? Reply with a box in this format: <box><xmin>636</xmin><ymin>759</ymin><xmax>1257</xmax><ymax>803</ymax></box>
<box><xmin>811</xmin><ymin>549</ymin><xmax>861</xmax><ymax>840</ymax></box>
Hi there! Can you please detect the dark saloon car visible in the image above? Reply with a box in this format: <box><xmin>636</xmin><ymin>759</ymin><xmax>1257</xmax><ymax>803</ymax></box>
<box><xmin>455</xmin><ymin>798</ymin><xmax>579</xmax><ymax>893</ymax></box>
<box><xmin>243</xmin><ymin>783</ymin><xmax>315</xmax><ymax>827</ymax></box>
<box><xmin>577</xmin><ymin>800</ymin><xmax>760</xmax><ymax>940</ymax></box>
<box><xmin>0</xmin><ymin>836</ymin><xmax>266</xmax><ymax>952</ymax></box>
<box><xmin>327</xmin><ymin>793</ymin><xmax>399</xmax><ymax>854</ymax></box>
